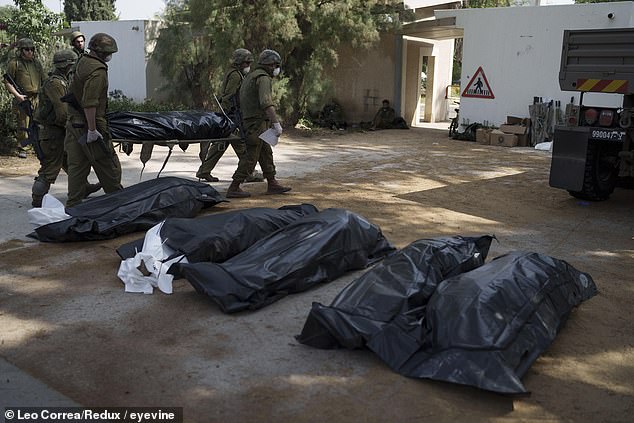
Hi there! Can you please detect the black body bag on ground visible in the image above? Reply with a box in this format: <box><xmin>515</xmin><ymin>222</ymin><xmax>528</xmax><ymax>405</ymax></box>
<box><xmin>108</xmin><ymin>111</ymin><xmax>235</xmax><ymax>140</ymax></box>
<box><xmin>32</xmin><ymin>177</ymin><xmax>226</xmax><ymax>242</ymax></box>
<box><xmin>369</xmin><ymin>251</ymin><xmax>597</xmax><ymax>394</ymax></box>
<box><xmin>296</xmin><ymin>235</ymin><xmax>494</xmax><ymax>349</ymax></box>
<box><xmin>170</xmin><ymin>208</ymin><xmax>396</xmax><ymax>313</ymax></box>
<box><xmin>116</xmin><ymin>204</ymin><xmax>319</xmax><ymax>261</ymax></box>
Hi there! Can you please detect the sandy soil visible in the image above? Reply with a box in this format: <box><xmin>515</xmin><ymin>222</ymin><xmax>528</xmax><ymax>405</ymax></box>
<box><xmin>0</xmin><ymin>127</ymin><xmax>633</xmax><ymax>422</ymax></box>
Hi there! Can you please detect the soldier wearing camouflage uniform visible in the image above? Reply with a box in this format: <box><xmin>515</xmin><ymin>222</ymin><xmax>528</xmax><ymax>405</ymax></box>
<box><xmin>227</xmin><ymin>49</ymin><xmax>291</xmax><ymax>198</ymax></box>
<box><xmin>3</xmin><ymin>38</ymin><xmax>45</xmax><ymax>158</ymax></box>
<box><xmin>64</xmin><ymin>33</ymin><xmax>122</xmax><ymax>207</ymax></box>
<box><xmin>196</xmin><ymin>48</ymin><xmax>262</xmax><ymax>183</ymax></box>
<box><xmin>30</xmin><ymin>50</ymin><xmax>101</xmax><ymax>207</ymax></box>
<box><xmin>70</xmin><ymin>31</ymin><xmax>86</xmax><ymax>57</ymax></box>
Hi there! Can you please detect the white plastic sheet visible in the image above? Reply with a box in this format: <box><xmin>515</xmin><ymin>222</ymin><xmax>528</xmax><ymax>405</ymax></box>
<box><xmin>117</xmin><ymin>221</ymin><xmax>188</xmax><ymax>294</ymax></box>
<box><xmin>27</xmin><ymin>194</ymin><xmax>71</xmax><ymax>229</ymax></box>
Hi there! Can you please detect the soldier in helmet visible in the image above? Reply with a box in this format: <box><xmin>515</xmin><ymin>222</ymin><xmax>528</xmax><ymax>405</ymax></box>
<box><xmin>70</xmin><ymin>31</ymin><xmax>86</xmax><ymax>57</ymax></box>
<box><xmin>30</xmin><ymin>50</ymin><xmax>101</xmax><ymax>207</ymax></box>
<box><xmin>196</xmin><ymin>48</ymin><xmax>263</xmax><ymax>183</ymax></box>
<box><xmin>64</xmin><ymin>32</ymin><xmax>123</xmax><ymax>207</ymax></box>
<box><xmin>3</xmin><ymin>38</ymin><xmax>45</xmax><ymax>158</ymax></box>
<box><xmin>226</xmin><ymin>49</ymin><xmax>291</xmax><ymax>198</ymax></box>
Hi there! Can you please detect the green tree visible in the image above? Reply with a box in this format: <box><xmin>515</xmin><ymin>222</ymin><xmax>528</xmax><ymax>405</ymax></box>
<box><xmin>0</xmin><ymin>0</ymin><xmax>64</xmax><ymax>154</ymax></box>
<box><xmin>3</xmin><ymin>0</ymin><xmax>64</xmax><ymax>44</ymax></box>
<box><xmin>64</xmin><ymin>0</ymin><xmax>116</xmax><ymax>22</ymax></box>
<box><xmin>153</xmin><ymin>0</ymin><xmax>411</xmax><ymax>122</ymax></box>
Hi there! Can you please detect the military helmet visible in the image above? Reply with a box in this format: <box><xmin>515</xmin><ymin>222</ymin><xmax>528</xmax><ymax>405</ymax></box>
<box><xmin>70</xmin><ymin>31</ymin><xmax>85</xmax><ymax>43</ymax></box>
<box><xmin>88</xmin><ymin>33</ymin><xmax>118</xmax><ymax>54</ymax></box>
<box><xmin>53</xmin><ymin>49</ymin><xmax>76</xmax><ymax>69</ymax></box>
<box><xmin>232</xmin><ymin>48</ymin><xmax>253</xmax><ymax>65</ymax></box>
<box><xmin>258</xmin><ymin>49</ymin><xmax>281</xmax><ymax>66</ymax></box>
<box><xmin>17</xmin><ymin>38</ymin><xmax>35</xmax><ymax>49</ymax></box>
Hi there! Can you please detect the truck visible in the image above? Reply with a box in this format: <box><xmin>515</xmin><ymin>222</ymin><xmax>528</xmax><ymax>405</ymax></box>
<box><xmin>549</xmin><ymin>27</ymin><xmax>634</xmax><ymax>201</ymax></box>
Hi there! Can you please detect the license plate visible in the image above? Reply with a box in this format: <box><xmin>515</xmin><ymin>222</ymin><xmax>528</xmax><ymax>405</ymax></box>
<box><xmin>589</xmin><ymin>129</ymin><xmax>626</xmax><ymax>142</ymax></box>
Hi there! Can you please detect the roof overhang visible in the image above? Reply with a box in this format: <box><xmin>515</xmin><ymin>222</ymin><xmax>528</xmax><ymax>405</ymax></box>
<box><xmin>400</xmin><ymin>17</ymin><xmax>463</xmax><ymax>40</ymax></box>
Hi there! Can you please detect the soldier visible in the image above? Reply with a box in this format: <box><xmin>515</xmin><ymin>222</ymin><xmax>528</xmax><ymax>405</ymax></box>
<box><xmin>70</xmin><ymin>31</ymin><xmax>86</xmax><ymax>57</ymax></box>
<box><xmin>371</xmin><ymin>99</ymin><xmax>396</xmax><ymax>130</ymax></box>
<box><xmin>196</xmin><ymin>48</ymin><xmax>262</xmax><ymax>183</ymax></box>
<box><xmin>226</xmin><ymin>49</ymin><xmax>291</xmax><ymax>198</ymax></box>
<box><xmin>370</xmin><ymin>99</ymin><xmax>408</xmax><ymax>130</ymax></box>
<box><xmin>3</xmin><ymin>38</ymin><xmax>45</xmax><ymax>158</ymax></box>
<box><xmin>64</xmin><ymin>33</ymin><xmax>122</xmax><ymax>208</ymax></box>
<box><xmin>30</xmin><ymin>50</ymin><xmax>101</xmax><ymax>207</ymax></box>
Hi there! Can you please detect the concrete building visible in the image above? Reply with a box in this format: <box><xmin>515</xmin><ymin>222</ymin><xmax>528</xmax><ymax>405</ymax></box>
<box><xmin>330</xmin><ymin>1</ymin><xmax>460</xmax><ymax>126</ymax></box>
<box><xmin>434</xmin><ymin>2</ymin><xmax>634</xmax><ymax>129</ymax></box>
<box><xmin>70</xmin><ymin>20</ymin><xmax>165</xmax><ymax>103</ymax></box>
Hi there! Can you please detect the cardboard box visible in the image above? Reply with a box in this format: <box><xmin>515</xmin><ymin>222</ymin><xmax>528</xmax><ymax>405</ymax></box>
<box><xmin>506</xmin><ymin>116</ymin><xmax>528</xmax><ymax>125</ymax></box>
<box><xmin>499</xmin><ymin>124</ymin><xmax>527</xmax><ymax>135</ymax></box>
<box><xmin>476</xmin><ymin>128</ymin><xmax>491</xmax><ymax>144</ymax></box>
<box><xmin>517</xmin><ymin>133</ymin><xmax>529</xmax><ymax>147</ymax></box>
<box><xmin>491</xmin><ymin>133</ymin><xmax>518</xmax><ymax>147</ymax></box>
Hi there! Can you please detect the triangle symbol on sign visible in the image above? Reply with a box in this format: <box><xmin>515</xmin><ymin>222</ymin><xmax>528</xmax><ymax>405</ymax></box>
<box><xmin>462</xmin><ymin>66</ymin><xmax>495</xmax><ymax>99</ymax></box>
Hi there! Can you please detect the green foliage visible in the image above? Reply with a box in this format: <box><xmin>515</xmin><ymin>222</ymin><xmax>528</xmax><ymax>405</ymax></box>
<box><xmin>64</xmin><ymin>0</ymin><xmax>116</xmax><ymax>22</ymax></box>
<box><xmin>0</xmin><ymin>1</ymin><xmax>65</xmax><ymax>154</ymax></box>
<box><xmin>107</xmin><ymin>90</ymin><xmax>187</xmax><ymax>113</ymax></box>
<box><xmin>3</xmin><ymin>0</ymin><xmax>64</xmax><ymax>43</ymax></box>
<box><xmin>153</xmin><ymin>0</ymin><xmax>410</xmax><ymax>124</ymax></box>
<box><xmin>0</xmin><ymin>86</ymin><xmax>17</xmax><ymax>155</ymax></box>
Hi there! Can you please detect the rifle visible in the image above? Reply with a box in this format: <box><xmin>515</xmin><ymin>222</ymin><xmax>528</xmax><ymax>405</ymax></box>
<box><xmin>60</xmin><ymin>92</ymin><xmax>82</xmax><ymax>112</ymax></box>
<box><xmin>213</xmin><ymin>93</ymin><xmax>244</xmax><ymax>140</ymax></box>
<box><xmin>3</xmin><ymin>73</ymin><xmax>43</xmax><ymax>161</ymax></box>
<box><xmin>230</xmin><ymin>94</ymin><xmax>247</xmax><ymax>142</ymax></box>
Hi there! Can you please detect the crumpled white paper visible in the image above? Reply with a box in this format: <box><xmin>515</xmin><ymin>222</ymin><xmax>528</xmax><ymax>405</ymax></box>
<box><xmin>27</xmin><ymin>194</ymin><xmax>72</xmax><ymax>229</ymax></box>
<box><xmin>117</xmin><ymin>221</ymin><xmax>188</xmax><ymax>294</ymax></box>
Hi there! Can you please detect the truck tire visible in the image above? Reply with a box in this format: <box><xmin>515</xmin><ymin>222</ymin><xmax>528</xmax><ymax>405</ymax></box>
<box><xmin>568</xmin><ymin>139</ymin><xmax>620</xmax><ymax>201</ymax></box>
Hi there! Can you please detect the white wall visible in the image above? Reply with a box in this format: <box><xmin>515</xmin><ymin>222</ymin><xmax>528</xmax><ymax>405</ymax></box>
<box><xmin>72</xmin><ymin>20</ymin><xmax>152</xmax><ymax>102</ymax></box>
<box><xmin>436</xmin><ymin>3</ymin><xmax>634</xmax><ymax>127</ymax></box>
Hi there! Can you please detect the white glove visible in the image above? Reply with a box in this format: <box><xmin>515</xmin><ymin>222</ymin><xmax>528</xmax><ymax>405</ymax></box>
<box><xmin>86</xmin><ymin>129</ymin><xmax>103</xmax><ymax>143</ymax></box>
<box><xmin>272</xmin><ymin>122</ymin><xmax>283</xmax><ymax>136</ymax></box>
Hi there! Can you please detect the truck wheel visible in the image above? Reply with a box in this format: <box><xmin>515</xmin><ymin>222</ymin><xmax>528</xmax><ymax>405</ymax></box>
<box><xmin>568</xmin><ymin>140</ymin><xmax>620</xmax><ymax>201</ymax></box>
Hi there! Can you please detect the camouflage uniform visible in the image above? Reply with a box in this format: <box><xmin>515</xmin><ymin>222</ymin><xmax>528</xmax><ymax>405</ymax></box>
<box><xmin>4</xmin><ymin>39</ymin><xmax>45</xmax><ymax>151</ymax></box>
<box><xmin>64</xmin><ymin>33</ymin><xmax>122</xmax><ymax>207</ymax></box>
<box><xmin>226</xmin><ymin>49</ymin><xmax>290</xmax><ymax>198</ymax></box>
<box><xmin>30</xmin><ymin>50</ymin><xmax>100</xmax><ymax>207</ymax></box>
<box><xmin>372</xmin><ymin>103</ymin><xmax>396</xmax><ymax>129</ymax></box>
<box><xmin>233</xmin><ymin>65</ymin><xmax>277</xmax><ymax>181</ymax></box>
<box><xmin>196</xmin><ymin>65</ymin><xmax>247</xmax><ymax>179</ymax></box>
<box><xmin>69</xmin><ymin>31</ymin><xmax>86</xmax><ymax>77</ymax></box>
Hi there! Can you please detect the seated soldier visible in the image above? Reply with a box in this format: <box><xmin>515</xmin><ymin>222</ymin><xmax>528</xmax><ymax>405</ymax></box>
<box><xmin>371</xmin><ymin>99</ymin><xmax>408</xmax><ymax>130</ymax></box>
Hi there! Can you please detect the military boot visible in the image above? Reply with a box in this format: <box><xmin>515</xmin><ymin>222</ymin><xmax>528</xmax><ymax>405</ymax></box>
<box><xmin>84</xmin><ymin>182</ymin><xmax>102</xmax><ymax>198</ymax></box>
<box><xmin>266</xmin><ymin>178</ymin><xmax>292</xmax><ymax>195</ymax></box>
<box><xmin>31</xmin><ymin>178</ymin><xmax>50</xmax><ymax>207</ymax></box>
<box><xmin>245</xmin><ymin>170</ymin><xmax>264</xmax><ymax>183</ymax></box>
<box><xmin>197</xmin><ymin>173</ymin><xmax>219</xmax><ymax>183</ymax></box>
<box><xmin>226</xmin><ymin>180</ymin><xmax>251</xmax><ymax>198</ymax></box>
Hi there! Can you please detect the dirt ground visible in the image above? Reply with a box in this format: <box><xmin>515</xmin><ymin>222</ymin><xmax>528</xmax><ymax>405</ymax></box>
<box><xmin>0</xmin><ymin>127</ymin><xmax>633</xmax><ymax>422</ymax></box>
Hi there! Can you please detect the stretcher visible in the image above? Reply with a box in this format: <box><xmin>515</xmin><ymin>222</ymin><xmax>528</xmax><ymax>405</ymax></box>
<box><xmin>107</xmin><ymin>110</ymin><xmax>238</xmax><ymax>177</ymax></box>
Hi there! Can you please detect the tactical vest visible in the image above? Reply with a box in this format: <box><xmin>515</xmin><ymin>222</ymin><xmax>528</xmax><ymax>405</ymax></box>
<box><xmin>34</xmin><ymin>74</ymin><xmax>66</xmax><ymax>125</ymax></box>
<box><xmin>239</xmin><ymin>68</ymin><xmax>272</xmax><ymax>121</ymax></box>
<box><xmin>220</xmin><ymin>68</ymin><xmax>244</xmax><ymax>109</ymax></box>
